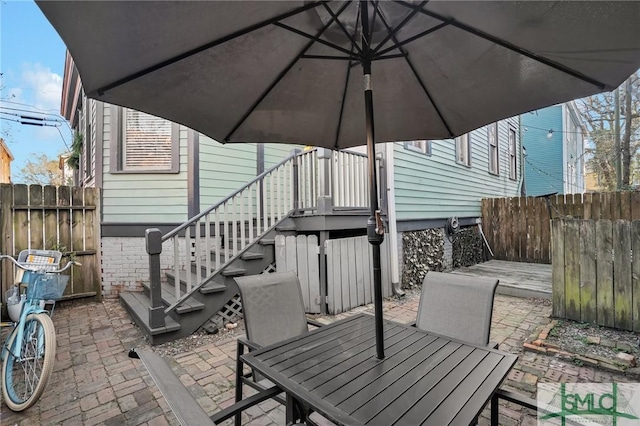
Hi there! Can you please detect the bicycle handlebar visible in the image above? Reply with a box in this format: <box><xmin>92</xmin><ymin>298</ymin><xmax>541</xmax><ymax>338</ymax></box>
<box><xmin>0</xmin><ymin>254</ymin><xmax>82</xmax><ymax>273</ymax></box>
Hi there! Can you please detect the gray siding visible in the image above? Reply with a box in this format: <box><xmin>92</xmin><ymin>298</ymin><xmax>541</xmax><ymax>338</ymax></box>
<box><xmin>393</xmin><ymin>117</ymin><xmax>521</xmax><ymax>221</ymax></box>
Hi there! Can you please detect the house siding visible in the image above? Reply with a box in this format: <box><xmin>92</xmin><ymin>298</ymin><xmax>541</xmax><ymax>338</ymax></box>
<box><xmin>101</xmin><ymin>104</ymin><xmax>189</xmax><ymax>223</ymax></box>
<box><xmin>264</xmin><ymin>143</ymin><xmax>300</xmax><ymax>168</ymax></box>
<box><xmin>198</xmin><ymin>137</ymin><xmax>257</xmax><ymax>209</ymax></box>
<box><xmin>393</xmin><ymin>117</ymin><xmax>521</xmax><ymax>221</ymax></box>
<box><xmin>522</xmin><ymin>106</ymin><xmax>564</xmax><ymax>196</ymax></box>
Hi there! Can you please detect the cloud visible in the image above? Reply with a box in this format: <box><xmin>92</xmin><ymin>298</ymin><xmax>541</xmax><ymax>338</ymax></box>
<box><xmin>19</xmin><ymin>63</ymin><xmax>63</xmax><ymax>112</ymax></box>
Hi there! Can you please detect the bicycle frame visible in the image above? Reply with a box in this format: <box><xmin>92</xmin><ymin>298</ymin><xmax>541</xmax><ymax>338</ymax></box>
<box><xmin>1</xmin><ymin>251</ymin><xmax>77</xmax><ymax>362</ymax></box>
<box><xmin>1</xmin><ymin>299</ymin><xmax>49</xmax><ymax>362</ymax></box>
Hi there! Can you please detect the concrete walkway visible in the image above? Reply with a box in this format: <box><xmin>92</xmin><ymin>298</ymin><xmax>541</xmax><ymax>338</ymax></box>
<box><xmin>0</xmin><ymin>291</ymin><xmax>632</xmax><ymax>426</ymax></box>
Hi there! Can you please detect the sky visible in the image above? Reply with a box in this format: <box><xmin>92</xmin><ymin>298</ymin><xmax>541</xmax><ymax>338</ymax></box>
<box><xmin>0</xmin><ymin>0</ymin><xmax>72</xmax><ymax>183</ymax></box>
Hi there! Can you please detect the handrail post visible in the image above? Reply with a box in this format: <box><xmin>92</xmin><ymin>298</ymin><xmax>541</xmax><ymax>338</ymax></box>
<box><xmin>317</xmin><ymin>148</ymin><xmax>333</xmax><ymax>214</ymax></box>
<box><xmin>146</xmin><ymin>228</ymin><xmax>165</xmax><ymax>329</ymax></box>
<box><xmin>291</xmin><ymin>151</ymin><xmax>300</xmax><ymax>211</ymax></box>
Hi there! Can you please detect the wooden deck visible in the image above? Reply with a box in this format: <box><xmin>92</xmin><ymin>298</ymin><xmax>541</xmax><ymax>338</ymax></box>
<box><xmin>452</xmin><ymin>260</ymin><xmax>551</xmax><ymax>300</ymax></box>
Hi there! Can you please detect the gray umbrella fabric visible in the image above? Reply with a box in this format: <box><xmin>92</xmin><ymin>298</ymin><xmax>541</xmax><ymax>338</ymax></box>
<box><xmin>38</xmin><ymin>1</ymin><xmax>640</xmax><ymax>359</ymax></box>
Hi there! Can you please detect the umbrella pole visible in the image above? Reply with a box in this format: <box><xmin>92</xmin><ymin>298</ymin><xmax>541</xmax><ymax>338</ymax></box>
<box><xmin>361</xmin><ymin>0</ymin><xmax>385</xmax><ymax>360</ymax></box>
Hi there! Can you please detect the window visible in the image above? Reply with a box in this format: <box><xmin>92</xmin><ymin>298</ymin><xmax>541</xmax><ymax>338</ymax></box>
<box><xmin>404</xmin><ymin>140</ymin><xmax>432</xmax><ymax>155</ymax></box>
<box><xmin>85</xmin><ymin>105</ymin><xmax>92</xmax><ymax>178</ymax></box>
<box><xmin>488</xmin><ymin>123</ymin><xmax>499</xmax><ymax>175</ymax></box>
<box><xmin>455</xmin><ymin>134</ymin><xmax>471</xmax><ymax>166</ymax></box>
<box><xmin>508</xmin><ymin>127</ymin><xmax>517</xmax><ymax>180</ymax></box>
<box><xmin>110</xmin><ymin>107</ymin><xmax>179</xmax><ymax>173</ymax></box>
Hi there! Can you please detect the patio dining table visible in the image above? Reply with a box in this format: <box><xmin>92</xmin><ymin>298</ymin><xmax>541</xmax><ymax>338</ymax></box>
<box><xmin>242</xmin><ymin>313</ymin><xmax>517</xmax><ymax>425</ymax></box>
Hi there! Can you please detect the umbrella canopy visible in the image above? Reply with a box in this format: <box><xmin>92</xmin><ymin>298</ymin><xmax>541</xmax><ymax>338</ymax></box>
<box><xmin>38</xmin><ymin>1</ymin><xmax>640</xmax><ymax>359</ymax></box>
<box><xmin>38</xmin><ymin>1</ymin><xmax>640</xmax><ymax>148</ymax></box>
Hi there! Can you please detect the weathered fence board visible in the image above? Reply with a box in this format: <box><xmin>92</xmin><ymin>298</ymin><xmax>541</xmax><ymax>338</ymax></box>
<box><xmin>275</xmin><ymin>235</ymin><xmax>321</xmax><ymax>314</ymax></box>
<box><xmin>552</xmin><ymin>218</ymin><xmax>639</xmax><ymax>332</ymax></box>
<box><xmin>325</xmin><ymin>235</ymin><xmax>392</xmax><ymax>315</ymax></box>
<box><xmin>595</xmin><ymin>220</ymin><xmax>614</xmax><ymax>328</ymax></box>
<box><xmin>551</xmin><ymin>219</ymin><xmax>564</xmax><ymax>318</ymax></box>
<box><xmin>632</xmin><ymin>221</ymin><xmax>640</xmax><ymax>332</ymax></box>
<box><xmin>613</xmin><ymin>220</ymin><xmax>632</xmax><ymax>331</ymax></box>
<box><xmin>482</xmin><ymin>191</ymin><xmax>640</xmax><ymax>264</ymax></box>
<box><xmin>0</xmin><ymin>184</ymin><xmax>101</xmax><ymax>305</ymax></box>
<box><xmin>579</xmin><ymin>220</ymin><xmax>597</xmax><ymax>323</ymax></box>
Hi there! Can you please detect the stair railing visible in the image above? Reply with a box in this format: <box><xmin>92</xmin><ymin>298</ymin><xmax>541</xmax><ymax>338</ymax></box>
<box><xmin>146</xmin><ymin>150</ymin><xmax>320</xmax><ymax>328</ymax></box>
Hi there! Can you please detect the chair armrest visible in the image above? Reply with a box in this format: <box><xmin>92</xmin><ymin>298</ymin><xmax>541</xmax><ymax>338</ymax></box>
<box><xmin>238</xmin><ymin>335</ymin><xmax>261</xmax><ymax>351</ymax></box>
<box><xmin>210</xmin><ymin>385</ymin><xmax>280</xmax><ymax>424</ymax></box>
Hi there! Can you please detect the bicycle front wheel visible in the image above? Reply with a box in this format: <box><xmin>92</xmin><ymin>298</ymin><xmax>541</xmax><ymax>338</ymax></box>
<box><xmin>2</xmin><ymin>313</ymin><xmax>56</xmax><ymax>411</ymax></box>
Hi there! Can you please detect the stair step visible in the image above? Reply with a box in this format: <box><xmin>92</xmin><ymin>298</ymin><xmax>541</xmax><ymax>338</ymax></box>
<box><xmin>200</xmin><ymin>281</ymin><xmax>226</xmax><ymax>294</ymax></box>
<box><xmin>207</xmin><ymin>249</ymin><xmax>263</xmax><ymax>263</ymax></box>
<box><xmin>221</xmin><ymin>267</ymin><xmax>246</xmax><ymax>277</ymax></box>
<box><xmin>142</xmin><ymin>282</ymin><xmax>205</xmax><ymax>314</ymax></box>
<box><xmin>120</xmin><ymin>292</ymin><xmax>181</xmax><ymax>335</ymax></box>
<box><xmin>259</xmin><ymin>238</ymin><xmax>275</xmax><ymax>246</ymax></box>
<box><xmin>241</xmin><ymin>251</ymin><xmax>264</xmax><ymax>260</ymax></box>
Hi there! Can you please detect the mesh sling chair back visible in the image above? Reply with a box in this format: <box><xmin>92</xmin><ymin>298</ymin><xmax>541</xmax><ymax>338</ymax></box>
<box><xmin>234</xmin><ymin>272</ymin><xmax>322</xmax><ymax>425</ymax></box>
<box><xmin>416</xmin><ymin>271</ymin><xmax>499</xmax><ymax>347</ymax></box>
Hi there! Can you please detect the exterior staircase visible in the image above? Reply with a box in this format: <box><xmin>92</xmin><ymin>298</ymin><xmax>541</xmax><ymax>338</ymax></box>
<box><xmin>119</xmin><ymin>148</ymin><xmax>371</xmax><ymax>345</ymax></box>
<box><xmin>120</xmin><ymin>229</ymin><xmax>281</xmax><ymax>345</ymax></box>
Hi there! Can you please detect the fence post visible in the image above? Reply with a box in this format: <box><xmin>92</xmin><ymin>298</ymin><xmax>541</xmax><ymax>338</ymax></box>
<box><xmin>316</xmin><ymin>148</ymin><xmax>333</xmax><ymax>214</ymax></box>
<box><xmin>146</xmin><ymin>228</ymin><xmax>165</xmax><ymax>329</ymax></box>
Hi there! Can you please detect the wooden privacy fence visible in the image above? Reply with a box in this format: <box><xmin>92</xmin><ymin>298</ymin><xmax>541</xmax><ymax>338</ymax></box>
<box><xmin>552</xmin><ymin>218</ymin><xmax>639</xmax><ymax>332</ymax></box>
<box><xmin>0</xmin><ymin>184</ymin><xmax>101</xmax><ymax>305</ymax></box>
<box><xmin>482</xmin><ymin>192</ymin><xmax>640</xmax><ymax>264</ymax></box>
<box><xmin>275</xmin><ymin>234</ymin><xmax>392</xmax><ymax>315</ymax></box>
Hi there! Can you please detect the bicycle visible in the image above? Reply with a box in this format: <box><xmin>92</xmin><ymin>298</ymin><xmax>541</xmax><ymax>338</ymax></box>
<box><xmin>0</xmin><ymin>249</ymin><xmax>79</xmax><ymax>411</ymax></box>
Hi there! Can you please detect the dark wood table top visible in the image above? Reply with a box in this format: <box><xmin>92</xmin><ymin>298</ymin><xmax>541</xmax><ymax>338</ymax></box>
<box><xmin>242</xmin><ymin>313</ymin><xmax>518</xmax><ymax>426</ymax></box>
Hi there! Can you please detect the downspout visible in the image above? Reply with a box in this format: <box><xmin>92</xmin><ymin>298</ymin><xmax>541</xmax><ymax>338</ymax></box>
<box><xmin>517</xmin><ymin>114</ymin><xmax>526</xmax><ymax>196</ymax></box>
<box><xmin>385</xmin><ymin>142</ymin><xmax>404</xmax><ymax>297</ymax></box>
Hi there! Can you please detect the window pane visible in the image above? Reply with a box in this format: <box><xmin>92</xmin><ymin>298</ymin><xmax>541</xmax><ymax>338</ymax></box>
<box><xmin>124</xmin><ymin>110</ymin><xmax>172</xmax><ymax>170</ymax></box>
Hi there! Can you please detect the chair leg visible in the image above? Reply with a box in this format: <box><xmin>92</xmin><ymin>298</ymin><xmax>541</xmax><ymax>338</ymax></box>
<box><xmin>235</xmin><ymin>340</ymin><xmax>245</xmax><ymax>426</ymax></box>
<box><xmin>491</xmin><ymin>393</ymin><xmax>499</xmax><ymax>426</ymax></box>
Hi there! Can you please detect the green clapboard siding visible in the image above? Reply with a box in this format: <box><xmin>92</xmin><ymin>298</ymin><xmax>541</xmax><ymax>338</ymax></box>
<box><xmin>101</xmin><ymin>105</ymin><xmax>188</xmax><ymax>223</ymax></box>
<box><xmin>199</xmin><ymin>136</ymin><xmax>257</xmax><ymax>208</ymax></box>
<box><xmin>394</xmin><ymin>117</ymin><xmax>521</xmax><ymax>221</ymax></box>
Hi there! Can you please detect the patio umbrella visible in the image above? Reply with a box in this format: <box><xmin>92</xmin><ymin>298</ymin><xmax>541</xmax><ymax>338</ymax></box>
<box><xmin>38</xmin><ymin>1</ymin><xmax>640</xmax><ymax>359</ymax></box>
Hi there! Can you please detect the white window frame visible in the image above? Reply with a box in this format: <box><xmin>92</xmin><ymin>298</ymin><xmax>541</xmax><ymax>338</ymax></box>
<box><xmin>508</xmin><ymin>126</ymin><xmax>517</xmax><ymax>180</ymax></box>
<box><xmin>455</xmin><ymin>133</ymin><xmax>471</xmax><ymax>167</ymax></box>
<box><xmin>488</xmin><ymin>123</ymin><xmax>499</xmax><ymax>175</ymax></box>
<box><xmin>404</xmin><ymin>140</ymin><xmax>432</xmax><ymax>156</ymax></box>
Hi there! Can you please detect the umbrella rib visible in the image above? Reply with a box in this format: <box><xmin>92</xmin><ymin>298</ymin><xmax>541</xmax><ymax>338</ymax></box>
<box><xmin>374</xmin><ymin>22</ymin><xmax>448</xmax><ymax>58</ymax></box>
<box><xmin>302</xmin><ymin>55</ymin><xmax>355</xmax><ymax>60</ymax></box>
<box><xmin>90</xmin><ymin>1</ymin><xmax>327</xmax><ymax>96</ymax></box>
<box><xmin>373</xmin><ymin>4</ymin><xmax>454</xmax><ymax>137</ymax></box>
<box><xmin>273</xmin><ymin>22</ymin><xmax>357</xmax><ymax>58</ymax></box>
<box><xmin>322</xmin><ymin>2</ymin><xmax>362</xmax><ymax>54</ymax></box>
<box><xmin>223</xmin><ymin>1</ymin><xmax>353</xmax><ymax>142</ymax></box>
<box><xmin>333</xmin><ymin>10</ymin><xmax>362</xmax><ymax>149</ymax></box>
<box><xmin>371</xmin><ymin>0</ymin><xmax>428</xmax><ymax>56</ymax></box>
<box><xmin>396</xmin><ymin>0</ymin><xmax>607</xmax><ymax>90</ymax></box>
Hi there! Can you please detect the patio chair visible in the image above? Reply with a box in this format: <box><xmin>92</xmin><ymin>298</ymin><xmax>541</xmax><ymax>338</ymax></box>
<box><xmin>234</xmin><ymin>272</ymin><xmax>323</xmax><ymax>426</ymax></box>
<box><xmin>415</xmin><ymin>271</ymin><xmax>498</xmax><ymax>347</ymax></box>
<box><xmin>416</xmin><ymin>272</ymin><xmax>539</xmax><ymax>424</ymax></box>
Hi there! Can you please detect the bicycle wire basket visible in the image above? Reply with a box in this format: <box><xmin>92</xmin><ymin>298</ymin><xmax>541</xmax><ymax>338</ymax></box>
<box><xmin>24</xmin><ymin>273</ymin><xmax>70</xmax><ymax>301</ymax></box>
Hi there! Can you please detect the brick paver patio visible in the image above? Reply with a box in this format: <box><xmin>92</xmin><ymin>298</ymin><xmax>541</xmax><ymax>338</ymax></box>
<box><xmin>0</xmin><ymin>292</ymin><xmax>633</xmax><ymax>425</ymax></box>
